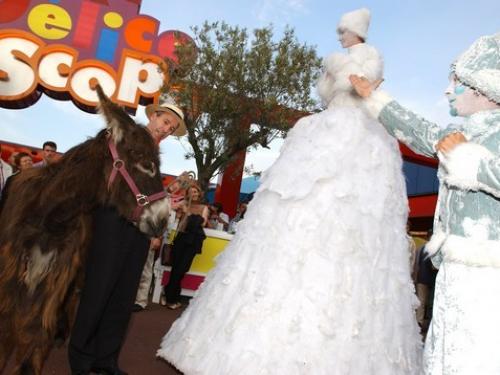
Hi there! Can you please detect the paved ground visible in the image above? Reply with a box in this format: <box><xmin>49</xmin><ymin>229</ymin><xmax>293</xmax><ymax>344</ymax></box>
<box><xmin>5</xmin><ymin>303</ymin><xmax>185</xmax><ymax>375</ymax></box>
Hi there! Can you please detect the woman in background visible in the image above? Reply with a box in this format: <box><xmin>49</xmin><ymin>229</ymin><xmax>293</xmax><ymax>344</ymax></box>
<box><xmin>163</xmin><ymin>182</ymin><xmax>209</xmax><ymax>310</ymax></box>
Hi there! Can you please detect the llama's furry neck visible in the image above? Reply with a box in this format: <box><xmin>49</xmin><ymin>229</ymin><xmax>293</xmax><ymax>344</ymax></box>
<box><xmin>44</xmin><ymin>130</ymin><xmax>110</xmax><ymax>207</ymax></box>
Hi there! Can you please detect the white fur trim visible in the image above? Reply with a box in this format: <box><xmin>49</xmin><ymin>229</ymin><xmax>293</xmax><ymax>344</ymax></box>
<box><xmin>441</xmin><ymin>235</ymin><xmax>500</xmax><ymax>268</ymax></box>
<box><xmin>454</xmin><ymin>33</ymin><xmax>500</xmax><ymax>104</ymax></box>
<box><xmin>440</xmin><ymin>142</ymin><xmax>493</xmax><ymax>191</ymax></box>
<box><xmin>465</xmin><ymin>69</ymin><xmax>500</xmax><ymax>105</ymax></box>
<box><xmin>337</xmin><ymin>8</ymin><xmax>370</xmax><ymax>39</ymax></box>
<box><xmin>362</xmin><ymin>90</ymin><xmax>393</xmax><ymax>119</ymax></box>
<box><xmin>424</xmin><ymin>229</ymin><xmax>447</xmax><ymax>257</ymax></box>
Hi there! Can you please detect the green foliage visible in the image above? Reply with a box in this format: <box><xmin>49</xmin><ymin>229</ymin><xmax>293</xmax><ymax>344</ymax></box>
<box><xmin>164</xmin><ymin>21</ymin><xmax>321</xmax><ymax>190</ymax></box>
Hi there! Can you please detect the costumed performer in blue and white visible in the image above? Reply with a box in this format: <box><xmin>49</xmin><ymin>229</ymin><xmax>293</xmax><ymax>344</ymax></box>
<box><xmin>157</xmin><ymin>8</ymin><xmax>422</xmax><ymax>375</ymax></box>
<box><xmin>351</xmin><ymin>32</ymin><xmax>500</xmax><ymax>374</ymax></box>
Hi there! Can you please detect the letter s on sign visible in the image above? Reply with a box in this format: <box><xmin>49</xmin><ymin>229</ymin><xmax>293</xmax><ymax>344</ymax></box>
<box><xmin>0</xmin><ymin>32</ymin><xmax>43</xmax><ymax>100</ymax></box>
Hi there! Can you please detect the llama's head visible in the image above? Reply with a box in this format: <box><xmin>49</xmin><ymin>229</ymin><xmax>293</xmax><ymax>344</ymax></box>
<box><xmin>95</xmin><ymin>85</ymin><xmax>170</xmax><ymax>237</ymax></box>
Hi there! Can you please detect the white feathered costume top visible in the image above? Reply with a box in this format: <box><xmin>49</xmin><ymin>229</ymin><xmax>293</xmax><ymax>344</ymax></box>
<box><xmin>317</xmin><ymin>43</ymin><xmax>383</xmax><ymax>108</ymax></box>
<box><xmin>260</xmin><ymin>43</ymin><xmax>387</xmax><ymax>200</ymax></box>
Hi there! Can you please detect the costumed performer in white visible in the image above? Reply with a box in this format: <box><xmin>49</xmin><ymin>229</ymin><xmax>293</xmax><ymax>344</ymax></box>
<box><xmin>351</xmin><ymin>32</ymin><xmax>500</xmax><ymax>374</ymax></box>
<box><xmin>157</xmin><ymin>8</ymin><xmax>422</xmax><ymax>375</ymax></box>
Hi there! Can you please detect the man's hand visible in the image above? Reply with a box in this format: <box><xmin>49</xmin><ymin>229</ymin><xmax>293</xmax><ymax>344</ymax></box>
<box><xmin>436</xmin><ymin>132</ymin><xmax>467</xmax><ymax>154</ymax></box>
<box><xmin>349</xmin><ymin>75</ymin><xmax>384</xmax><ymax>98</ymax></box>
<box><xmin>150</xmin><ymin>237</ymin><xmax>162</xmax><ymax>251</ymax></box>
<box><xmin>170</xmin><ymin>198</ymin><xmax>185</xmax><ymax>210</ymax></box>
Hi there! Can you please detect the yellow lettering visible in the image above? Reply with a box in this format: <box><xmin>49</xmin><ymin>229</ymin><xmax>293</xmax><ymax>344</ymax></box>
<box><xmin>27</xmin><ymin>4</ymin><xmax>72</xmax><ymax>40</ymax></box>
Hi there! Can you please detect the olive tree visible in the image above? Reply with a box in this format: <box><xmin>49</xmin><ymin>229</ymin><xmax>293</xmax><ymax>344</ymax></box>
<box><xmin>164</xmin><ymin>21</ymin><xmax>321</xmax><ymax>190</ymax></box>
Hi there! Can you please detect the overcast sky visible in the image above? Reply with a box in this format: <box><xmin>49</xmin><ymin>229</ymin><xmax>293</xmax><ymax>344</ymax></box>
<box><xmin>1</xmin><ymin>0</ymin><xmax>499</xmax><ymax>177</ymax></box>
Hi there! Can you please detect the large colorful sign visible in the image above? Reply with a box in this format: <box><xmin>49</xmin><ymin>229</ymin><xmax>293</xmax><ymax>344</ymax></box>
<box><xmin>0</xmin><ymin>0</ymin><xmax>193</xmax><ymax>112</ymax></box>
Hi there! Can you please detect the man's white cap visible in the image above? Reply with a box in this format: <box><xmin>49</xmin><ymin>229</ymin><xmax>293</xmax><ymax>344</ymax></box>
<box><xmin>337</xmin><ymin>8</ymin><xmax>371</xmax><ymax>40</ymax></box>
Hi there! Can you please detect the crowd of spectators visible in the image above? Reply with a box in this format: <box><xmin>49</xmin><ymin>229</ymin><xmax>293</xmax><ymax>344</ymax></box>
<box><xmin>0</xmin><ymin>143</ymin><xmax>47</xmax><ymax>211</ymax></box>
<box><xmin>0</xmin><ymin>140</ymin><xmax>57</xmax><ymax>196</ymax></box>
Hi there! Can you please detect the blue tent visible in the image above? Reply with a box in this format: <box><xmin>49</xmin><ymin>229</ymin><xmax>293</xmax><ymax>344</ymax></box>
<box><xmin>240</xmin><ymin>176</ymin><xmax>260</xmax><ymax>194</ymax></box>
<box><xmin>205</xmin><ymin>176</ymin><xmax>260</xmax><ymax>204</ymax></box>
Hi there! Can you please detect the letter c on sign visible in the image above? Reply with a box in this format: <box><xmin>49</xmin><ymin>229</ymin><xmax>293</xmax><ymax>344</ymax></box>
<box><xmin>124</xmin><ymin>16</ymin><xmax>159</xmax><ymax>53</ymax></box>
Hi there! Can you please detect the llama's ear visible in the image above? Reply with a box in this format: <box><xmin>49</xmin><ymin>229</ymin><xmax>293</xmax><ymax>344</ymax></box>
<box><xmin>95</xmin><ymin>84</ymin><xmax>135</xmax><ymax>144</ymax></box>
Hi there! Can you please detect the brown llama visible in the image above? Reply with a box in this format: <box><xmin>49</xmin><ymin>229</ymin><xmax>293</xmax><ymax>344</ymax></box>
<box><xmin>0</xmin><ymin>86</ymin><xmax>170</xmax><ymax>374</ymax></box>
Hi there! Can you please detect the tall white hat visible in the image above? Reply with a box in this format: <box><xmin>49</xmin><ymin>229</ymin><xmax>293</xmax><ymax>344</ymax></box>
<box><xmin>337</xmin><ymin>8</ymin><xmax>371</xmax><ymax>40</ymax></box>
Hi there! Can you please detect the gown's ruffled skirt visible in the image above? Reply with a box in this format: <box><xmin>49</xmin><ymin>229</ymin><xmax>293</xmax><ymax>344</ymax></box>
<box><xmin>424</xmin><ymin>261</ymin><xmax>500</xmax><ymax>374</ymax></box>
<box><xmin>158</xmin><ymin>107</ymin><xmax>422</xmax><ymax>374</ymax></box>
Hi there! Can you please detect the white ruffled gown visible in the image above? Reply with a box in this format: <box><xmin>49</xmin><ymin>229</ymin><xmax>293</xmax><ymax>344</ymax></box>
<box><xmin>157</xmin><ymin>103</ymin><xmax>422</xmax><ymax>374</ymax></box>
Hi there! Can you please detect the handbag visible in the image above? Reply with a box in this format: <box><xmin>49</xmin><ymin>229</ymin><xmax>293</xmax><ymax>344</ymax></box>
<box><xmin>160</xmin><ymin>229</ymin><xmax>178</xmax><ymax>266</ymax></box>
<box><xmin>160</xmin><ymin>242</ymin><xmax>173</xmax><ymax>266</ymax></box>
